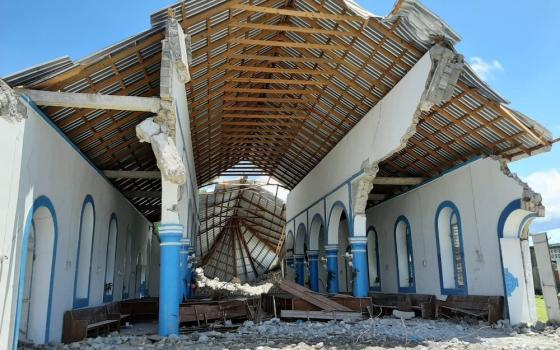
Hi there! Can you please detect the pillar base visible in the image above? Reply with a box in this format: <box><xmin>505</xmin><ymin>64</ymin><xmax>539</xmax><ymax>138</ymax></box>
<box><xmin>158</xmin><ymin>224</ymin><xmax>183</xmax><ymax>336</ymax></box>
<box><xmin>325</xmin><ymin>244</ymin><xmax>339</xmax><ymax>294</ymax></box>
<box><xmin>349</xmin><ymin>237</ymin><xmax>368</xmax><ymax>297</ymax></box>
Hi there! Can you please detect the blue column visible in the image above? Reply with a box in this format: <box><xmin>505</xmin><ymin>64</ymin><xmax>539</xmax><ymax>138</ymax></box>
<box><xmin>294</xmin><ymin>254</ymin><xmax>305</xmax><ymax>286</ymax></box>
<box><xmin>350</xmin><ymin>236</ymin><xmax>369</xmax><ymax>297</ymax></box>
<box><xmin>325</xmin><ymin>244</ymin><xmax>339</xmax><ymax>294</ymax></box>
<box><xmin>308</xmin><ymin>250</ymin><xmax>320</xmax><ymax>292</ymax></box>
<box><xmin>158</xmin><ymin>224</ymin><xmax>182</xmax><ymax>336</ymax></box>
<box><xmin>179</xmin><ymin>238</ymin><xmax>190</xmax><ymax>303</ymax></box>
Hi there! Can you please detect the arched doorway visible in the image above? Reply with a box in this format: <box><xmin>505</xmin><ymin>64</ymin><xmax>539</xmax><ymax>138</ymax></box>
<box><xmin>367</xmin><ymin>226</ymin><xmax>381</xmax><ymax>291</ymax></box>
<box><xmin>16</xmin><ymin>196</ymin><xmax>58</xmax><ymax>344</ymax></box>
<box><xmin>284</xmin><ymin>230</ymin><xmax>295</xmax><ymax>280</ymax></box>
<box><xmin>327</xmin><ymin>202</ymin><xmax>351</xmax><ymax>294</ymax></box>
<box><xmin>498</xmin><ymin>200</ymin><xmax>538</xmax><ymax>325</ymax></box>
<box><xmin>308</xmin><ymin>214</ymin><xmax>327</xmax><ymax>292</ymax></box>
<box><xmin>73</xmin><ymin>195</ymin><xmax>95</xmax><ymax>308</ymax></box>
<box><xmin>103</xmin><ymin>214</ymin><xmax>118</xmax><ymax>302</ymax></box>
<box><xmin>294</xmin><ymin>223</ymin><xmax>306</xmax><ymax>286</ymax></box>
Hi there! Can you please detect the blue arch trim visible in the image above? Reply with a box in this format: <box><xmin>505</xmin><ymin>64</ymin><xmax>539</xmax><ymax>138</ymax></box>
<box><xmin>434</xmin><ymin>201</ymin><xmax>468</xmax><ymax>296</ymax></box>
<box><xmin>308</xmin><ymin>213</ymin><xmax>325</xmax><ymax>249</ymax></box>
<box><xmin>73</xmin><ymin>194</ymin><xmax>96</xmax><ymax>308</ymax></box>
<box><xmin>14</xmin><ymin>195</ymin><xmax>58</xmax><ymax>346</ymax></box>
<box><xmin>103</xmin><ymin>213</ymin><xmax>118</xmax><ymax>303</ymax></box>
<box><xmin>497</xmin><ymin>199</ymin><xmax>521</xmax><ymax>238</ymax></box>
<box><xmin>295</xmin><ymin>222</ymin><xmax>307</xmax><ymax>255</ymax></box>
<box><xmin>394</xmin><ymin>215</ymin><xmax>416</xmax><ymax>293</ymax></box>
<box><xmin>366</xmin><ymin>225</ymin><xmax>381</xmax><ymax>292</ymax></box>
<box><xmin>496</xmin><ymin>199</ymin><xmax>534</xmax><ymax>321</ymax></box>
<box><xmin>327</xmin><ymin>200</ymin><xmax>352</xmax><ymax>242</ymax></box>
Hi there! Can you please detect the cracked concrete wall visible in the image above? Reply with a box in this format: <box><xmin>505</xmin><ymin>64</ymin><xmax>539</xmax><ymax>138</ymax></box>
<box><xmin>364</xmin><ymin>157</ymin><xmax>543</xmax><ymax>324</ymax></box>
<box><xmin>287</xmin><ymin>45</ymin><xmax>463</xmax><ymax>220</ymax></box>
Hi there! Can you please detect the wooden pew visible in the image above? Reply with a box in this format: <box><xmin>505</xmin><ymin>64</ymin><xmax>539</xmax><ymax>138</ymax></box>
<box><xmin>435</xmin><ymin>295</ymin><xmax>504</xmax><ymax>324</ymax></box>
<box><xmin>120</xmin><ymin>298</ymin><xmax>158</xmax><ymax>322</ymax></box>
<box><xmin>62</xmin><ymin>305</ymin><xmax>121</xmax><ymax>343</ymax></box>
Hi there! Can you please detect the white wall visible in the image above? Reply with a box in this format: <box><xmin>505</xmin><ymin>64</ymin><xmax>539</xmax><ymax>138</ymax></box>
<box><xmin>287</xmin><ymin>51</ymin><xmax>433</xmax><ymax>219</ymax></box>
<box><xmin>365</xmin><ymin>157</ymin><xmax>526</xmax><ymax>297</ymax></box>
<box><xmin>0</xmin><ymin>98</ymin><xmax>156</xmax><ymax>345</ymax></box>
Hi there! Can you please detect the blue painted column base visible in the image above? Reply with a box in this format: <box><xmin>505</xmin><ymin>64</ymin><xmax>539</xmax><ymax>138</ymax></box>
<box><xmin>295</xmin><ymin>255</ymin><xmax>305</xmax><ymax>286</ymax></box>
<box><xmin>308</xmin><ymin>251</ymin><xmax>320</xmax><ymax>292</ymax></box>
<box><xmin>158</xmin><ymin>224</ymin><xmax>183</xmax><ymax>336</ymax></box>
<box><xmin>325</xmin><ymin>244</ymin><xmax>339</xmax><ymax>294</ymax></box>
<box><xmin>350</xmin><ymin>237</ymin><xmax>369</xmax><ymax>297</ymax></box>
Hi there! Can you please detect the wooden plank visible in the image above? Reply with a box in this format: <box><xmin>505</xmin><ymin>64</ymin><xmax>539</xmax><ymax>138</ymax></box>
<box><xmin>228</xmin><ymin>38</ymin><xmax>345</xmax><ymax>51</ymax></box>
<box><xmin>278</xmin><ymin>280</ymin><xmax>352</xmax><ymax>312</ymax></box>
<box><xmin>226</xmin><ymin>77</ymin><xmax>326</xmax><ymax>86</ymax></box>
<box><xmin>280</xmin><ymin>310</ymin><xmax>363</xmax><ymax>321</ymax></box>
<box><xmin>230</xmin><ymin>22</ymin><xmax>356</xmax><ymax>37</ymax></box>
<box><xmin>230</xmin><ymin>4</ymin><xmax>364</xmax><ymax>22</ymax></box>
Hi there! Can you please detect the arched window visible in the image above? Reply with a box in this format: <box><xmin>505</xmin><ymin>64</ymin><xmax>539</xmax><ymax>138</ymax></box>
<box><xmin>103</xmin><ymin>214</ymin><xmax>118</xmax><ymax>302</ymax></box>
<box><xmin>435</xmin><ymin>201</ymin><xmax>467</xmax><ymax>295</ymax></box>
<box><xmin>394</xmin><ymin>216</ymin><xmax>415</xmax><ymax>293</ymax></box>
<box><xmin>74</xmin><ymin>195</ymin><xmax>95</xmax><ymax>308</ymax></box>
<box><xmin>17</xmin><ymin>196</ymin><xmax>58</xmax><ymax>345</ymax></box>
<box><xmin>367</xmin><ymin>227</ymin><xmax>381</xmax><ymax>291</ymax></box>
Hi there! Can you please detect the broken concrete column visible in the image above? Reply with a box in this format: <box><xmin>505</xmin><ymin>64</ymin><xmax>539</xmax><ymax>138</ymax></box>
<box><xmin>0</xmin><ymin>79</ymin><xmax>26</xmax><ymax>122</ymax></box>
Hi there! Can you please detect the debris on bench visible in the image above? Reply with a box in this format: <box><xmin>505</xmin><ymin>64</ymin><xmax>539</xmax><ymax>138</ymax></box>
<box><xmin>393</xmin><ymin>309</ymin><xmax>415</xmax><ymax>320</ymax></box>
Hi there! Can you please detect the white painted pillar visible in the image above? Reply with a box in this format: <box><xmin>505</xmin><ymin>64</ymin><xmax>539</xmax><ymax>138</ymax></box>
<box><xmin>533</xmin><ymin>233</ymin><xmax>560</xmax><ymax>322</ymax></box>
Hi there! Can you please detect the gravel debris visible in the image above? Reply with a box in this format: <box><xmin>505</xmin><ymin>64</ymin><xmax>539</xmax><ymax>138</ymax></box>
<box><xmin>18</xmin><ymin>318</ymin><xmax>560</xmax><ymax>350</ymax></box>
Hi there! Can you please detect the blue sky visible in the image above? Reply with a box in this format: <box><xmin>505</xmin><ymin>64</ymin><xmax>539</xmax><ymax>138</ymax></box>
<box><xmin>1</xmin><ymin>0</ymin><xmax>558</xmax><ymax>233</ymax></box>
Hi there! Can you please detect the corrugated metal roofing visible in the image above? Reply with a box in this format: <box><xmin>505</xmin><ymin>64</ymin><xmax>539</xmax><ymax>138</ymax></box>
<box><xmin>2</xmin><ymin>0</ymin><xmax>553</xmax><ymax>220</ymax></box>
<box><xmin>198</xmin><ymin>178</ymin><xmax>284</xmax><ymax>282</ymax></box>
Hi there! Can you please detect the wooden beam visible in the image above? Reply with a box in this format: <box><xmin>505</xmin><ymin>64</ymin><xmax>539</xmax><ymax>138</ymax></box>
<box><xmin>225</xmin><ymin>77</ymin><xmax>326</xmax><ymax>86</ymax></box>
<box><xmin>224</xmin><ymin>87</ymin><xmax>316</xmax><ymax>95</ymax></box>
<box><xmin>372</xmin><ymin>177</ymin><xmax>425</xmax><ymax>186</ymax></box>
<box><xmin>225</xmin><ymin>64</ymin><xmax>326</xmax><ymax>75</ymax></box>
<box><xmin>103</xmin><ymin>170</ymin><xmax>161</xmax><ymax>179</ymax></box>
<box><xmin>223</xmin><ymin>96</ymin><xmax>316</xmax><ymax>104</ymax></box>
<box><xmin>228</xmin><ymin>38</ymin><xmax>345</xmax><ymax>51</ymax></box>
<box><xmin>230</xmin><ymin>22</ymin><xmax>356</xmax><ymax>37</ymax></box>
<box><xmin>16</xmin><ymin>89</ymin><xmax>161</xmax><ymax>113</ymax></box>
<box><xmin>229</xmin><ymin>4</ymin><xmax>364</xmax><ymax>22</ymax></box>
<box><xmin>222</xmin><ymin>114</ymin><xmax>307</xmax><ymax>120</ymax></box>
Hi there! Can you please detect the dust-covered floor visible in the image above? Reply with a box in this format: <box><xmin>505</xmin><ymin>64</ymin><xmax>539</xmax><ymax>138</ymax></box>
<box><xmin>21</xmin><ymin>318</ymin><xmax>560</xmax><ymax>349</ymax></box>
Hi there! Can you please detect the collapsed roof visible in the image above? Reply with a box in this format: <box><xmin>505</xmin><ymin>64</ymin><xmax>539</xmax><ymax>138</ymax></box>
<box><xmin>3</xmin><ymin>0</ymin><xmax>553</xmax><ymax>220</ymax></box>
<box><xmin>197</xmin><ymin>178</ymin><xmax>285</xmax><ymax>282</ymax></box>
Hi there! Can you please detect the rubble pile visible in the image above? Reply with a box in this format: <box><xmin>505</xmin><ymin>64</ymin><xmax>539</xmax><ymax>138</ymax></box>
<box><xmin>42</xmin><ymin>318</ymin><xmax>560</xmax><ymax>350</ymax></box>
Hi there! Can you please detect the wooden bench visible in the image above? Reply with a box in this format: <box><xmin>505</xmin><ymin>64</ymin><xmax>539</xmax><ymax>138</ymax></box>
<box><xmin>370</xmin><ymin>293</ymin><xmax>400</xmax><ymax>315</ymax></box>
<box><xmin>62</xmin><ymin>305</ymin><xmax>121</xmax><ymax>343</ymax></box>
<box><xmin>120</xmin><ymin>298</ymin><xmax>158</xmax><ymax>322</ymax></box>
<box><xmin>435</xmin><ymin>295</ymin><xmax>504</xmax><ymax>324</ymax></box>
<box><xmin>105</xmin><ymin>301</ymin><xmax>131</xmax><ymax>324</ymax></box>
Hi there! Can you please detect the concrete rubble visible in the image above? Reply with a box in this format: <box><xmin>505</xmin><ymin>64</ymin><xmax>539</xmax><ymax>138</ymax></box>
<box><xmin>194</xmin><ymin>268</ymin><xmax>274</xmax><ymax>296</ymax></box>
<box><xmin>21</xmin><ymin>317</ymin><xmax>560</xmax><ymax>350</ymax></box>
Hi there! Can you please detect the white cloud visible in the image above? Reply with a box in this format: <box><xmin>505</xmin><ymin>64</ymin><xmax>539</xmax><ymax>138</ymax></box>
<box><xmin>524</xmin><ymin>169</ymin><xmax>560</xmax><ymax>225</ymax></box>
<box><xmin>469</xmin><ymin>56</ymin><xmax>504</xmax><ymax>81</ymax></box>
